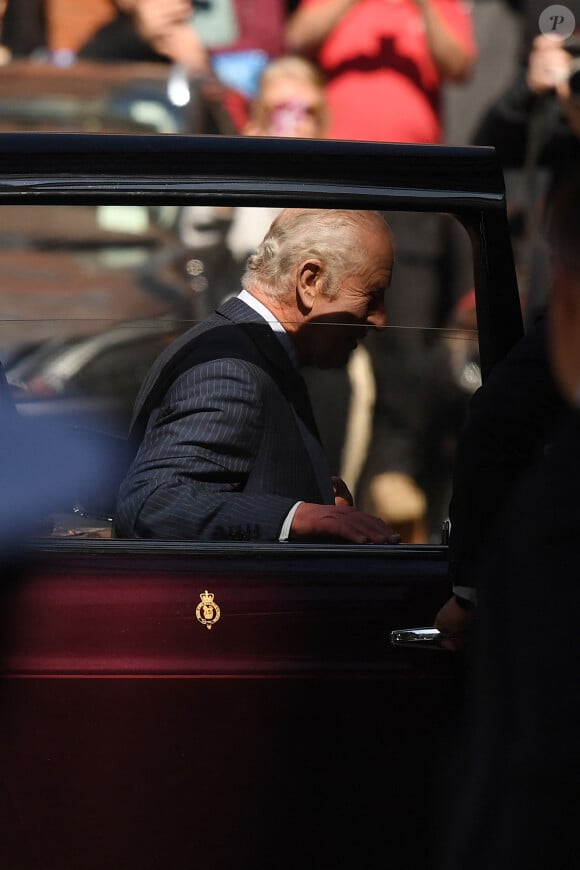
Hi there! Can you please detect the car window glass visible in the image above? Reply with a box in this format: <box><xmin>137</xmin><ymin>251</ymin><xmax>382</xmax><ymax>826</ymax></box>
<box><xmin>0</xmin><ymin>203</ymin><xmax>476</xmax><ymax>544</ymax></box>
<box><xmin>72</xmin><ymin>331</ymin><xmax>182</xmax><ymax>400</ymax></box>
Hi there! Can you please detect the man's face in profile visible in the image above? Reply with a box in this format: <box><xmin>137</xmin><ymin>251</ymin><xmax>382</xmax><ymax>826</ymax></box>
<box><xmin>301</xmin><ymin>222</ymin><xmax>393</xmax><ymax>369</ymax></box>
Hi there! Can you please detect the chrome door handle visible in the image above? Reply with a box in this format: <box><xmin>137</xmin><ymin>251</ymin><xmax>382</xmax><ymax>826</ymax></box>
<box><xmin>390</xmin><ymin>627</ymin><xmax>445</xmax><ymax>649</ymax></box>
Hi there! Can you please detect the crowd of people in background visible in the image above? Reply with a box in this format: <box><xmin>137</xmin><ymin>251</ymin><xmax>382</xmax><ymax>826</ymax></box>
<box><xmin>1</xmin><ymin>3</ymin><xmax>580</xmax><ymax>863</ymax></box>
<box><xmin>0</xmin><ymin>0</ymin><xmax>579</xmax><ymax>543</ymax></box>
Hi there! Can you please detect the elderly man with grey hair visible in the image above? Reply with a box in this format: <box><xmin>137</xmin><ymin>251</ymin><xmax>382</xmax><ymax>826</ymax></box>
<box><xmin>115</xmin><ymin>208</ymin><xmax>398</xmax><ymax>543</ymax></box>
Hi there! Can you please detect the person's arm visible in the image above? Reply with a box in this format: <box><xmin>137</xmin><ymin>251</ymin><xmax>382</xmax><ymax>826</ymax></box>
<box><xmin>285</xmin><ymin>0</ymin><xmax>360</xmax><ymax>56</ymax></box>
<box><xmin>116</xmin><ymin>358</ymin><xmax>295</xmax><ymax>540</ymax></box>
<box><xmin>116</xmin><ymin>358</ymin><xmax>399</xmax><ymax>543</ymax></box>
<box><xmin>411</xmin><ymin>0</ymin><xmax>475</xmax><ymax>81</ymax></box>
<box><xmin>473</xmin><ymin>36</ymin><xmax>580</xmax><ymax>162</ymax></box>
<box><xmin>131</xmin><ymin>0</ymin><xmax>209</xmax><ymax>71</ymax></box>
<box><xmin>471</xmin><ymin>68</ymin><xmax>535</xmax><ymax>161</ymax></box>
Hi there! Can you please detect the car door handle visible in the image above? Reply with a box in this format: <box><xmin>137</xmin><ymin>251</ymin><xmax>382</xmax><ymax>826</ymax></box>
<box><xmin>390</xmin><ymin>627</ymin><xmax>445</xmax><ymax>649</ymax></box>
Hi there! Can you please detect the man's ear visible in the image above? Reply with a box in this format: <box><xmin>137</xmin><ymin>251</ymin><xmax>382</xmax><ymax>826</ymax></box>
<box><xmin>296</xmin><ymin>259</ymin><xmax>323</xmax><ymax>312</ymax></box>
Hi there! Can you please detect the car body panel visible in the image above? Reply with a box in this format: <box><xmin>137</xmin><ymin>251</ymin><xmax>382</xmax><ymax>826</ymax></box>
<box><xmin>4</xmin><ymin>541</ymin><xmax>449</xmax><ymax>675</ymax></box>
<box><xmin>0</xmin><ymin>543</ymin><xmax>459</xmax><ymax>870</ymax></box>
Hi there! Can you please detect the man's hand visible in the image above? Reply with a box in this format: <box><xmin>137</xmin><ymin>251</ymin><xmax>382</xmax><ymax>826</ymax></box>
<box><xmin>434</xmin><ymin>595</ymin><xmax>472</xmax><ymax>651</ymax></box>
<box><xmin>290</xmin><ymin>502</ymin><xmax>400</xmax><ymax>544</ymax></box>
<box><xmin>332</xmin><ymin>476</ymin><xmax>354</xmax><ymax>506</ymax></box>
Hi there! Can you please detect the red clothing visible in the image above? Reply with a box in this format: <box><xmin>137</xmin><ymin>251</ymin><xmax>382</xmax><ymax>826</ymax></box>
<box><xmin>222</xmin><ymin>0</ymin><xmax>285</xmax><ymax>57</ymax></box>
<box><xmin>298</xmin><ymin>0</ymin><xmax>476</xmax><ymax>143</ymax></box>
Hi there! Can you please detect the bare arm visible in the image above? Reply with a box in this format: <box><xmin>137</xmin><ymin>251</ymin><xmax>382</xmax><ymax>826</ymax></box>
<box><xmin>287</xmin><ymin>0</ymin><xmax>474</xmax><ymax>79</ymax></box>
<box><xmin>412</xmin><ymin>0</ymin><xmax>475</xmax><ymax>81</ymax></box>
<box><xmin>131</xmin><ymin>0</ymin><xmax>209</xmax><ymax>71</ymax></box>
<box><xmin>285</xmin><ymin>0</ymin><xmax>360</xmax><ymax>56</ymax></box>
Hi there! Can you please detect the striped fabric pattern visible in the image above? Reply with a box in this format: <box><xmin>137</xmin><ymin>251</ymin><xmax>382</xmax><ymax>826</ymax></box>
<box><xmin>115</xmin><ymin>298</ymin><xmax>334</xmax><ymax>541</ymax></box>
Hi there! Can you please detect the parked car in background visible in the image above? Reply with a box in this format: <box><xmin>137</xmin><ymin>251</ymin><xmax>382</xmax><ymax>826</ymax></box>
<box><xmin>0</xmin><ymin>133</ymin><xmax>521</xmax><ymax>869</ymax></box>
<box><xmin>7</xmin><ymin>317</ymin><xmax>183</xmax><ymax>433</ymax></box>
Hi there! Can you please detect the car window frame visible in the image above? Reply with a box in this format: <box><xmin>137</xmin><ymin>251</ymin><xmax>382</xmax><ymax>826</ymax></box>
<box><xmin>0</xmin><ymin>132</ymin><xmax>523</xmax><ymax>556</ymax></box>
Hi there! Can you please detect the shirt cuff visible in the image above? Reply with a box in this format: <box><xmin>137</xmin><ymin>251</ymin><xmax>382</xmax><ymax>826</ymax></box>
<box><xmin>279</xmin><ymin>502</ymin><xmax>303</xmax><ymax>541</ymax></box>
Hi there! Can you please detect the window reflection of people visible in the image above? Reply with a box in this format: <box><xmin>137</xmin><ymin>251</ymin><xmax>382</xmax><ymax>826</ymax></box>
<box><xmin>115</xmin><ymin>209</ymin><xmax>400</xmax><ymax>545</ymax></box>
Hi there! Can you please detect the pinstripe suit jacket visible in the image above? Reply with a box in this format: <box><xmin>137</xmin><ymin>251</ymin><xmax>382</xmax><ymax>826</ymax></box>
<box><xmin>114</xmin><ymin>297</ymin><xmax>334</xmax><ymax>540</ymax></box>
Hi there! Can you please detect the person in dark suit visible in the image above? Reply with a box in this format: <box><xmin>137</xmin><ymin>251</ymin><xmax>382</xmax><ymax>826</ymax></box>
<box><xmin>434</xmin><ymin>309</ymin><xmax>567</xmax><ymax>645</ymax></box>
<box><xmin>115</xmin><ymin>208</ymin><xmax>400</xmax><ymax>544</ymax></box>
<box><xmin>439</xmin><ymin>169</ymin><xmax>580</xmax><ymax>868</ymax></box>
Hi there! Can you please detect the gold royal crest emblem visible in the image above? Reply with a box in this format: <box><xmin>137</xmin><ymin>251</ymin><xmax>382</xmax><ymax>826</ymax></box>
<box><xmin>195</xmin><ymin>590</ymin><xmax>221</xmax><ymax>630</ymax></box>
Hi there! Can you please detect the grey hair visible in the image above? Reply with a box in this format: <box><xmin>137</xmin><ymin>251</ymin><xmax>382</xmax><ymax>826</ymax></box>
<box><xmin>241</xmin><ymin>209</ymin><xmax>389</xmax><ymax>300</ymax></box>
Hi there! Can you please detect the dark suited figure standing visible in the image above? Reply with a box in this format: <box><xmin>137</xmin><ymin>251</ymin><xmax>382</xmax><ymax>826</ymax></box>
<box><xmin>115</xmin><ymin>208</ymin><xmax>400</xmax><ymax>545</ymax></box>
<box><xmin>440</xmin><ymin>170</ymin><xmax>580</xmax><ymax>868</ymax></box>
